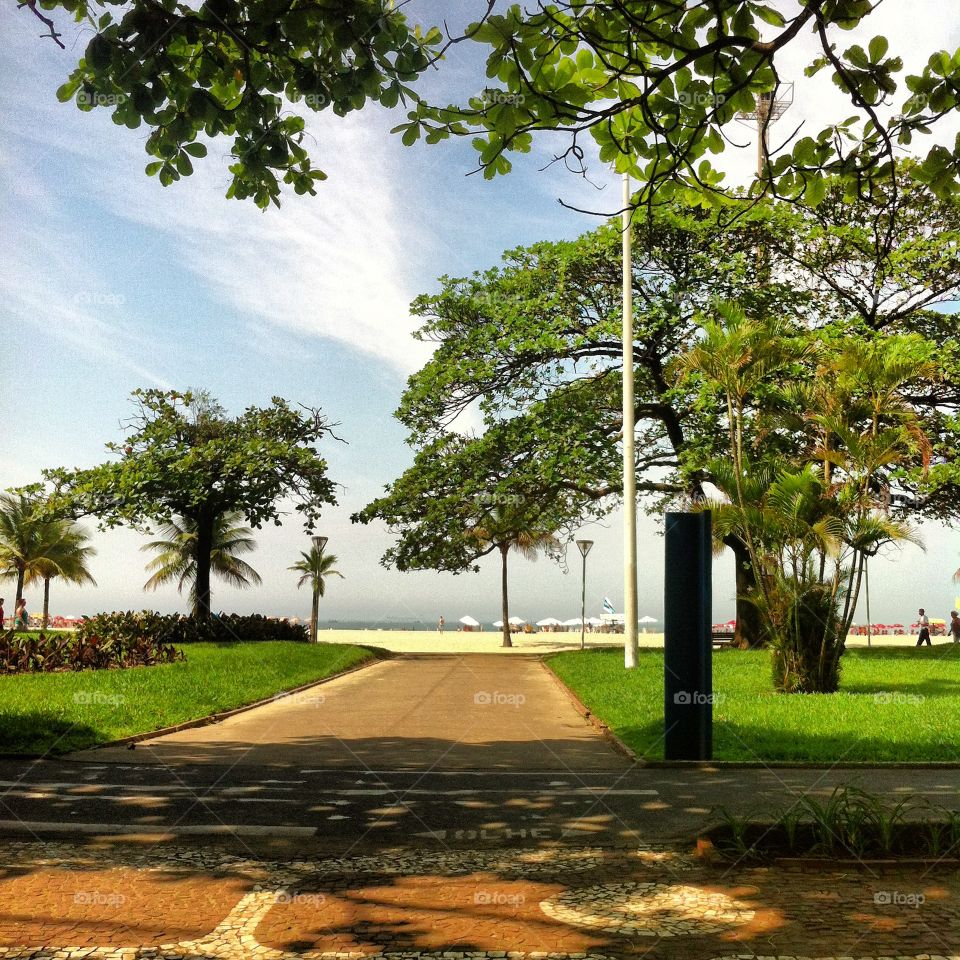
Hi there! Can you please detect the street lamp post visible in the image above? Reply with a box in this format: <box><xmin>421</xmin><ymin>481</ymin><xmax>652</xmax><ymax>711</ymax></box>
<box><xmin>622</xmin><ymin>173</ymin><xmax>639</xmax><ymax>668</ymax></box>
<box><xmin>576</xmin><ymin>539</ymin><xmax>594</xmax><ymax>650</ymax></box>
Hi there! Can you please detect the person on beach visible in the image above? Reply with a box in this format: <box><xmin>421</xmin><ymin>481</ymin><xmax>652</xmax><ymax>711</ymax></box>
<box><xmin>916</xmin><ymin>608</ymin><xmax>931</xmax><ymax>646</ymax></box>
<box><xmin>438</xmin><ymin>615</ymin><xmax>445</xmax><ymax>633</ymax></box>
<box><xmin>0</xmin><ymin>598</ymin><xmax>4</xmax><ymax>630</ymax></box>
<box><xmin>15</xmin><ymin>599</ymin><xmax>28</xmax><ymax>630</ymax></box>
<box><xmin>950</xmin><ymin>611</ymin><xmax>960</xmax><ymax>644</ymax></box>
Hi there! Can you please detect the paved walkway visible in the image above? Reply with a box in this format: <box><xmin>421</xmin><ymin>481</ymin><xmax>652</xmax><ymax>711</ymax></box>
<box><xmin>74</xmin><ymin>656</ymin><xmax>628</xmax><ymax>770</ymax></box>
<box><xmin>0</xmin><ymin>838</ymin><xmax>956</xmax><ymax>958</ymax></box>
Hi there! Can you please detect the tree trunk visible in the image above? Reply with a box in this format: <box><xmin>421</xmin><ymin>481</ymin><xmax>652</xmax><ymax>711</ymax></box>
<box><xmin>729</xmin><ymin>536</ymin><xmax>764</xmax><ymax>649</ymax></box>
<box><xmin>42</xmin><ymin>578</ymin><xmax>51</xmax><ymax>631</ymax></box>
<box><xmin>500</xmin><ymin>544</ymin><xmax>512</xmax><ymax>648</ymax></box>
<box><xmin>194</xmin><ymin>514</ymin><xmax>214</xmax><ymax>619</ymax></box>
<box><xmin>311</xmin><ymin>587</ymin><xmax>320</xmax><ymax>643</ymax></box>
<box><xmin>13</xmin><ymin>566</ymin><xmax>24</xmax><ymax>631</ymax></box>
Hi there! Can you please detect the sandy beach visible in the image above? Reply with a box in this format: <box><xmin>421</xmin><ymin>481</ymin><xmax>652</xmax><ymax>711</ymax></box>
<box><xmin>315</xmin><ymin>628</ymin><xmax>942</xmax><ymax>654</ymax></box>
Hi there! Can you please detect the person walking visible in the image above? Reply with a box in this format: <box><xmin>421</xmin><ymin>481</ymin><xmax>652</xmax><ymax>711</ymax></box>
<box><xmin>916</xmin><ymin>608</ymin><xmax>931</xmax><ymax>647</ymax></box>
<box><xmin>14</xmin><ymin>598</ymin><xmax>28</xmax><ymax>631</ymax></box>
<box><xmin>438</xmin><ymin>615</ymin><xmax>445</xmax><ymax>633</ymax></box>
<box><xmin>949</xmin><ymin>610</ymin><xmax>960</xmax><ymax>644</ymax></box>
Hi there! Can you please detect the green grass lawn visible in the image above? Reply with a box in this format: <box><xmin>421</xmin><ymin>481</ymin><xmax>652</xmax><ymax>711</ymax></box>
<box><xmin>548</xmin><ymin>645</ymin><xmax>960</xmax><ymax>762</ymax></box>
<box><xmin>0</xmin><ymin>642</ymin><xmax>375</xmax><ymax>756</ymax></box>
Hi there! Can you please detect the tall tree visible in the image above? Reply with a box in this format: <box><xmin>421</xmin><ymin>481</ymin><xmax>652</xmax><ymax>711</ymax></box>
<box><xmin>26</xmin><ymin>520</ymin><xmax>97</xmax><ymax>630</ymax></box>
<box><xmin>45</xmin><ymin>389</ymin><xmax>337</xmax><ymax>618</ymax></box>
<box><xmin>289</xmin><ymin>542</ymin><xmax>343</xmax><ymax>643</ymax></box>
<box><xmin>142</xmin><ymin>512</ymin><xmax>261</xmax><ymax>616</ymax></box>
<box><xmin>470</xmin><ymin>506</ymin><xmax>559</xmax><ymax>648</ymax></box>
<box><xmin>0</xmin><ymin>492</ymin><xmax>48</xmax><ymax>627</ymax></box>
<box><xmin>674</xmin><ymin>305</ymin><xmax>933</xmax><ymax>692</ymax></box>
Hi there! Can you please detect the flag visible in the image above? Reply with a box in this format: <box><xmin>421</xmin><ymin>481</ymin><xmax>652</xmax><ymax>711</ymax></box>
<box><xmin>602</xmin><ymin>597</ymin><xmax>615</xmax><ymax>614</ymax></box>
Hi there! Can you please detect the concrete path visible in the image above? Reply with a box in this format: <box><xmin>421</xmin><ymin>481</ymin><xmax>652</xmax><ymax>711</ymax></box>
<box><xmin>72</xmin><ymin>656</ymin><xmax>629</xmax><ymax>771</ymax></box>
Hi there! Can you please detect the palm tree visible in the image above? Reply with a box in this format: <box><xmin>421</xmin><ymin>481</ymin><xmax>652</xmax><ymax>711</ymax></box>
<box><xmin>0</xmin><ymin>492</ymin><xmax>48</xmax><ymax>629</ymax></box>
<box><xmin>25</xmin><ymin>521</ymin><xmax>97</xmax><ymax>630</ymax></box>
<box><xmin>289</xmin><ymin>543</ymin><xmax>343</xmax><ymax>642</ymax></box>
<box><xmin>142</xmin><ymin>512</ymin><xmax>261</xmax><ymax>616</ymax></box>
<box><xmin>470</xmin><ymin>507</ymin><xmax>559</xmax><ymax>648</ymax></box>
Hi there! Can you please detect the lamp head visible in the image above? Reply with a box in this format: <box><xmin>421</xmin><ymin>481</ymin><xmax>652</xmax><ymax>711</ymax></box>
<box><xmin>575</xmin><ymin>538</ymin><xmax>594</xmax><ymax>558</ymax></box>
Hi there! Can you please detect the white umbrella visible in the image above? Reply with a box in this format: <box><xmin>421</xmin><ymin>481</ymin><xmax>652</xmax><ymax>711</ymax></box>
<box><xmin>639</xmin><ymin>615</ymin><xmax>658</xmax><ymax>623</ymax></box>
<box><xmin>492</xmin><ymin>620</ymin><xmax>504</xmax><ymax>628</ymax></box>
<box><xmin>508</xmin><ymin>616</ymin><xmax>527</xmax><ymax>625</ymax></box>
<box><xmin>536</xmin><ymin>617</ymin><xmax>561</xmax><ymax>627</ymax></box>
<box><xmin>586</xmin><ymin>616</ymin><xmax>603</xmax><ymax>626</ymax></box>
<box><xmin>459</xmin><ymin>616</ymin><xmax>480</xmax><ymax>627</ymax></box>
<box><xmin>562</xmin><ymin>617</ymin><xmax>583</xmax><ymax>627</ymax></box>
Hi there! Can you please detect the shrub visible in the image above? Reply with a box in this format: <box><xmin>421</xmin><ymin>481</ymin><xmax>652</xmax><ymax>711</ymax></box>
<box><xmin>77</xmin><ymin>611</ymin><xmax>309</xmax><ymax>646</ymax></box>
<box><xmin>0</xmin><ymin>628</ymin><xmax>183</xmax><ymax>674</ymax></box>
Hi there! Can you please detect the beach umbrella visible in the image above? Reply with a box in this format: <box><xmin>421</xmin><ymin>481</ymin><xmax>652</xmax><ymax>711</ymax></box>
<box><xmin>459</xmin><ymin>615</ymin><xmax>480</xmax><ymax>627</ymax></box>
<box><xmin>586</xmin><ymin>616</ymin><xmax>603</xmax><ymax>626</ymax></box>
<box><xmin>508</xmin><ymin>616</ymin><xmax>527</xmax><ymax>625</ymax></box>
<box><xmin>536</xmin><ymin>617</ymin><xmax>560</xmax><ymax>627</ymax></box>
<box><xmin>492</xmin><ymin>620</ymin><xmax>504</xmax><ymax>628</ymax></box>
<box><xmin>639</xmin><ymin>615</ymin><xmax>658</xmax><ymax>624</ymax></box>
<box><xmin>562</xmin><ymin>617</ymin><xmax>583</xmax><ymax>627</ymax></box>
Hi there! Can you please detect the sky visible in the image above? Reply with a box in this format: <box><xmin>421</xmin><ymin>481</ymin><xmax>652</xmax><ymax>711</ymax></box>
<box><xmin>1</xmin><ymin>1</ymin><xmax>959</xmax><ymax>627</ymax></box>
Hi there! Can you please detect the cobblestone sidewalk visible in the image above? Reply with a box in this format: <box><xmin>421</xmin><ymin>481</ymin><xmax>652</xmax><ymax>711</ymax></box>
<box><xmin>0</xmin><ymin>841</ymin><xmax>957</xmax><ymax>959</ymax></box>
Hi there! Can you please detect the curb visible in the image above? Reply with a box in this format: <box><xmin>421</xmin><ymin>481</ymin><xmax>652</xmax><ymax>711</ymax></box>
<box><xmin>55</xmin><ymin>652</ymin><xmax>381</xmax><ymax>757</ymax></box>
<box><xmin>644</xmin><ymin>760</ymin><xmax>960</xmax><ymax>769</ymax></box>
<box><xmin>539</xmin><ymin>659</ymin><xmax>645</xmax><ymax>765</ymax></box>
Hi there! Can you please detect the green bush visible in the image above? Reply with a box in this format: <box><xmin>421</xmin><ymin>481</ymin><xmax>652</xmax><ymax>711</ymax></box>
<box><xmin>77</xmin><ymin>611</ymin><xmax>309</xmax><ymax>646</ymax></box>
<box><xmin>0</xmin><ymin>628</ymin><xmax>183</xmax><ymax>674</ymax></box>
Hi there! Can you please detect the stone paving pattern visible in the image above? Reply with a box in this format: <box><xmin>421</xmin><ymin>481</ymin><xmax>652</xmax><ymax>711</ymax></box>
<box><xmin>0</xmin><ymin>841</ymin><xmax>957</xmax><ymax>959</ymax></box>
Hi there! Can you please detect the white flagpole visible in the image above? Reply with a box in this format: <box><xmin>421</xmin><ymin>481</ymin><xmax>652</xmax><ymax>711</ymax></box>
<box><xmin>622</xmin><ymin>172</ymin><xmax>639</xmax><ymax>669</ymax></box>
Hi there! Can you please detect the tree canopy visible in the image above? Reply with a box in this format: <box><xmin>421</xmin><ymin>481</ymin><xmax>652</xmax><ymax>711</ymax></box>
<box><xmin>24</xmin><ymin>1</ymin><xmax>960</xmax><ymax>206</ymax></box>
<box><xmin>28</xmin><ymin>0</ymin><xmax>439</xmax><ymax>207</ymax></box>
<box><xmin>44</xmin><ymin>389</ymin><xmax>338</xmax><ymax>615</ymax></box>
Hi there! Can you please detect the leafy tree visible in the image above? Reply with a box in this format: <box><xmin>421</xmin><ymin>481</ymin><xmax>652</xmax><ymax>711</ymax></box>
<box><xmin>289</xmin><ymin>541</ymin><xmax>343</xmax><ymax>643</ymax></box>
<box><xmin>469</xmin><ymin>506</ymin><xmax>559</xmax><ymax>648</ymax></box>
<box><xmin>24</xmin><ymin>0</ymin><xmax>441</xmax><ymax>208</ymax></box>
<box><xmin>24</xmin><ymin>3</ymin><xmax>960</xmax><ymax>206</ymax></box>
<box><xmin>26</xmin><ymin>520</ymin><xmax>97</xmax><ymax>630</ymax></box>
<box><xmin>0</xmin><ymin>492</ymin><xmax>49</xmax><ymax>626</ymax></box>
<box><xmin>406</xmin><ymin>3</ymin><xmax>960</xmax><ymax>207</ymax></box>
<box><xmin>675</xmin><ymin>305</ymin><xmax>932</xmax><ymax>692</ymax></box>
<box><xmin>142</xmin><ymin>512</ymin><xmax>261</xmax><ymax>616</ymax></box>
<box><xmin>45</xmin><ymin>389</ymin><xmax>337</xmax><ymax>618</ymax></box>
<box><xmin>355</xmin><ymin>426</ymin><xmax>573</xmax><ymax>648</ymax></box>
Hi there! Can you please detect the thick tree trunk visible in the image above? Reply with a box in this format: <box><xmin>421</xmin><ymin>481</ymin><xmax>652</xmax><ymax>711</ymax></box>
<box><xmin>42</xmin><ymin>578</ymin><xmax>50</xmax><ymax>631</ymax></box>
<box><xmin>311</xmin><ymin>588</ymin><xmax>320</xmax><ymax>643</ymax></box>
<box><xmin>500</xmin><ymin>544</ymin><xmax>512</xmax><ymax>648</ymax></box>
<box><xmin>194</xmin><ymin>514</ymin><xmax>214</xmax><ymax>619</ymax></box>
<box><xmin>729</xmin><ymin>536</ymin><xmax>764</xmax><ymax>649</ymax></box>
<box><xmin>14</xmin><ymin>567</ymin><xmax>24</xmax><ymax>631</ymax></box>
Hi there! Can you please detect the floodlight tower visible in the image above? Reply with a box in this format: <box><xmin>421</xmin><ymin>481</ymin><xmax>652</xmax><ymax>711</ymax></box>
<box><xmin>736</xmin><ymin>83</ymin><xmax>795</xmax><ymax>179</ymax></box>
